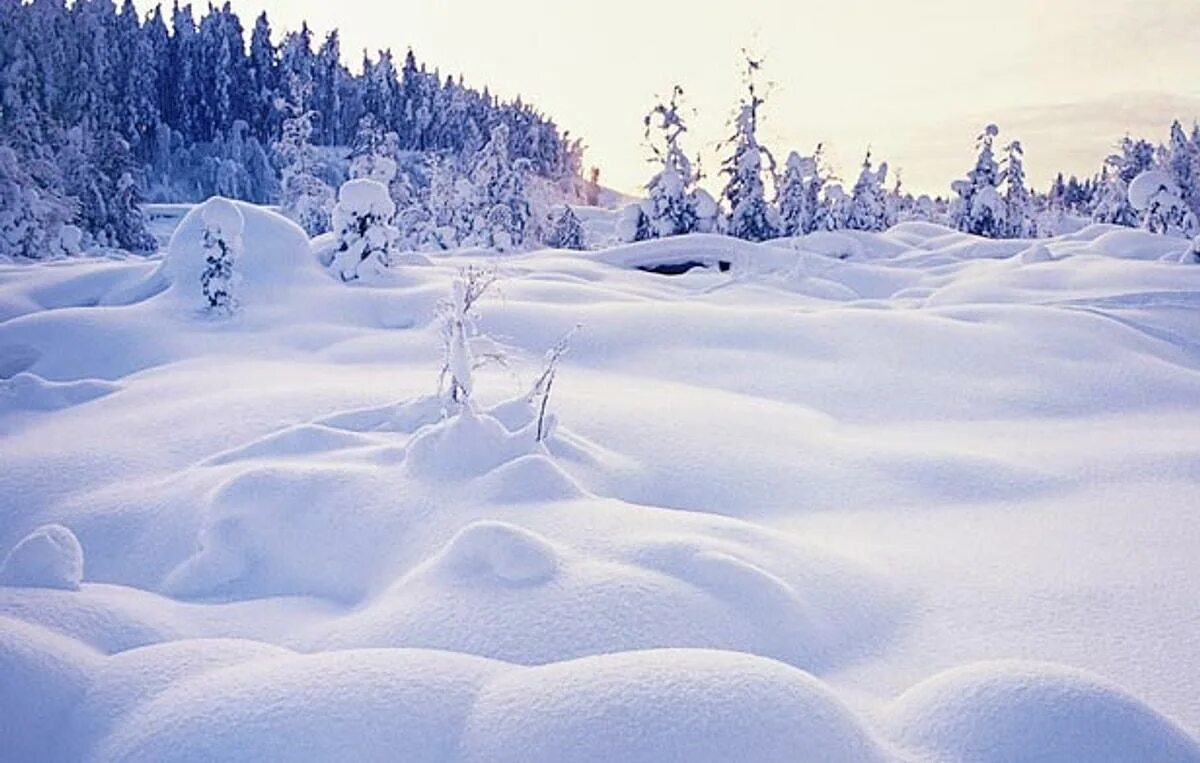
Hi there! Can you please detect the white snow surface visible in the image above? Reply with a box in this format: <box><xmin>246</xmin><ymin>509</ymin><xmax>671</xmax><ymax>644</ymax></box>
<box><xmin>1</xmin><ymin>207</ymin><xmax>1199</xmax><ymax>760</ymax></box>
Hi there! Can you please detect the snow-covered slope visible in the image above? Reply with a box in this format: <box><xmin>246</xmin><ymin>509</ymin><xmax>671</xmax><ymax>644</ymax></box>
<box><xmin>1</xmin><ymin>202</ymin><xmax>1199</xmax><ymax>761</ymax></box>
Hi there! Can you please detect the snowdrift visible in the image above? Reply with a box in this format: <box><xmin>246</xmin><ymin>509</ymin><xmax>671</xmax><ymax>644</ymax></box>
<box><xmin>2</xmin><ymin>211</ymin><xmax>1200</xmax><ymax>759</ymax></box>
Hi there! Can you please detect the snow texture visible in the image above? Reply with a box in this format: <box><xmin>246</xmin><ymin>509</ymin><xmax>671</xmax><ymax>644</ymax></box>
<box><xmin>1</xmin><ymin>204</ymin><xmax>1199</xmax><ymax>760</ymax></box>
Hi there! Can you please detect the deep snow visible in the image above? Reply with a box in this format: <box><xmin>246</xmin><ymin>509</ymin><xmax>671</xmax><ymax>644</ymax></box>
<box><xmin>1</xmin><ymin>199</ymin><xmax>1199</xmax><ymax>761</ymax></box>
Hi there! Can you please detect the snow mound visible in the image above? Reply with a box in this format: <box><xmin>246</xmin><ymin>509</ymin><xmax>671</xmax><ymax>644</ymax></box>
<box><xmin>404</xmin><ymin>406</ymin><xmax>539</xmax><ymax>481</ymax></box>
<box><xmin>203</xmin><ymin>423</ymin><xmax>378</xmax><ymax>465</ymax></box>
<box><xmin>93</xmin><ymin>648</ymin><xmax>508</xmax><ymax>762</ymax></box>
<box><xmin>60</xmin><ymin>638</ymin><xmax>292</xmax><ymax>760</ymax></box>
<box><xmin>158</xmin><ymin>198</ymin><xmax>324</xmax><ymax>306</ymax></box>
<box><xmin>199</xmin><ymin>197</ymin><xmax>244</xmax><ymax>239</ymax></box>
<box><xmin>460</xmin><ymin>649</ymin><xmax>889</xmax><ymax>763</ymax></box>
<box><xmin>888</xmin><ymin>660</ymin><xmax>1200</xmax><ymax>762</ymax></box>
<box><xmin>307</xmin><ymin>515</ymin><xmax>900</xmax><ymax>669</ymax></box>
<box><xmin>0</xmin><ymin>372</ymin><xmax>118</xmax><ymax>413</ymax></box>
<box><xmin>0</xmin><ymin>523</ymin><xmax>85</xmax><ymax>590</ymax></box>
<box><xmin>1129</xmin><ymin>170</ymin><xmax>1180</xmax><ymax>212</ymax></box>
<box><xmin>431</xmin><ymin>521</ymin><xmax>561</xmax><ymax>586</ymax></box>
<box><xmin>163</xmin><ymin>463</ymin><xmax>403</xmax><ymax>601</ymax></box>
<box><xmin>0</xmin><ymin>616</ymin><xmax>100</xmax><ymax>761</ymax></box>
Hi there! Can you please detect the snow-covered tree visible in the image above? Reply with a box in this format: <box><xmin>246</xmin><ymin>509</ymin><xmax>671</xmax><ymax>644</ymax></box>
<box><xmin>720</xmin><ymin>56</ymin><xmax>779</xmax><ymax>241</ymax></box>
<box><xmin>1162</xmin><ymin>120</ymin><xmax>1200</xmax><ymax>218</ymax></box>
<box><xmin>0</xmin><ymin>146</ymin><xmax>78</xmax><ymax>260</ymax></box>
<box><xmin>546</xmin><ymin>205</ymin><xmax>585</xmax><ymax>250</ymax></box>
<box><xmin>467</xmin><ymin>123</ymin><xmax>533</xmax><ymax>252</ymax></box>
<box><xmin>951</xmin><ymin>124</ymin><xmax>1006</xmax><ymax>238</ymax></box>
<box><xmin>635</xmin><ymin>86</ymin><xmax>718</xmax><ymax>239</ymax></box>
<box><xmin>348</xmin><ymin>114</ymin><xmax>399</xmax><ymax>185</ymax></box>
<box><xmin>777</xmin><ymin>149</ymin><xmax>828</xmax><ymax>236</ymax></box>
<box><xmin>846</xmin><ymin>151</ymin><xmax>892</xmax><ymax>232</ymax></box>
<box><xmin>328</xmin><ymin>178</ymin><xmax>399</xmax><ymax>282</ymax></box>
<box><xmin>199</xmin><ymin>198</ymin><xmax>243</xmax><ymax>314</ymax></box>
<box><xmin>1091</xmin><ymin>165</ymin><xmax>1137</xmax><ymax>227</ymax></box>
<box><xmin>1001</xmin><ymin>139</ymin><xmax>1034</xmax><ymax>238</ymax></box>
<box><xmin>273</xmin><ymin>77</ymin><xmax>333</xmax><ymax>237</ymax></box>
<box><xmin>1130</xmin><ymin>170</ymin><xmax>1199</xmax><ymax>239</ymax></box>
<box><xmin>817</xmin><ymin>183</ymin><xmax>852</xmax><ymax>231</ymax></box>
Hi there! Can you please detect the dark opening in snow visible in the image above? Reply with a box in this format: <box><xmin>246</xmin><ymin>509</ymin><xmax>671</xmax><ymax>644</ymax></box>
<box><xmin>638</xmin><ymin>260</ymin><xmax>731</xmax><ymax>276</ymax></box>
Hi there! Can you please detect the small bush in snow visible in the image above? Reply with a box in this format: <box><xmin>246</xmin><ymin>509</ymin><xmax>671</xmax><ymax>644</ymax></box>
<box><xmin>329</xmin><ymin>178</ymin><xmax>399</xmax><ymax>282</ymax></box>
<box><xmin>438</xmin><ymin>266</ymin><xmax>502</xmax><ymax>405</ymax></box>
<box><xmin>528</xmin><ymin>325</ymin><xmax>578</xmax><ymax>442</ymax></box>
<box><xmin>200</xmin><ymin>198</ymin><xmax>244</xmax><ymax>314</ymax></box>
<box><xmin>546</xmin><ymin>205</ymin><xmax>585</xmax><ymax>250</ymax></box>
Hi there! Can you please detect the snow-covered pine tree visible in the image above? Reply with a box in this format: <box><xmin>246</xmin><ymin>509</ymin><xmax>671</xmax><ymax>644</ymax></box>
<box><xmin>1001</xmin><ymin>139</ymin><xmax>1034</xmax><ymax>238</ymax></box>
<box><xmin>273</xmin><ymin>76</ymin><xmax>334</xmax><ymax>237</ymax></box>
<box><xmin>1163</xmin><ymin>120</ymin><xmax>1200</xmax><ymax>218</ymax></box>
<box><xmin>776</xmin><ymin>152</ymin><xmax>811</xmax><ymax>236</ymax></box>
<box><xmin>951</xmin><ymin>124</ymin><xmax>1006</xmax><ymax>238</ymax></box>
<box><xmin>546</xmin><ymin>204</ymin><xmax>585</xmax><ymax>250</ymax></box>
<box><xmin>636</xmin><ymin>86</ymin><xmax>716</xmax><ymax>239</ymax></box>
<box><xmin>846</xmin><ymin>150</ymin><xmax>892</xmax><ymax>232</ymax></box>
<box><xmin>720</xmin><ymin>56</ymin><xmax>779</xmax><ymax>241</ymax></box>
<box><xmin>199</xmin><ymin>197</ymin><xmax>243</xmax><ymax>314</ymax></box>
<box><xmin>1091</xmin><ymin>165</ymin><xmax>1137</xmax><ymax>227</ymax></box>
<box><xmin>328</xmin><ymin>178</ymin><xmax>399</xmax><ymax>282</ymax></box>
<box><xmin>818</xmin><ymin>183</ymin><xmax>852</xmax><ymax>231</ymax></box>
<box><xmin>348</xmin><ymin>114</ymin><xmax>399</xmax><ymax>185</ymax></box>
<box><xmin>0</xmin><ymin>146</ymin><xmax>78</xmax><ymax>260</ymax></box>
<box><xmin>467</xmin><ymin>123</ymin><xmax>533</xmax><ymax>252</ymax></box>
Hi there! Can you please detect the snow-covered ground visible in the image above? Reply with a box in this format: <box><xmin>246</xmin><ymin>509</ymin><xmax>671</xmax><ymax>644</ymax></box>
<box><xmin>2</xmin><ymin>202</ymin><xmax>1199</xmax><ymax>761</ymax></box>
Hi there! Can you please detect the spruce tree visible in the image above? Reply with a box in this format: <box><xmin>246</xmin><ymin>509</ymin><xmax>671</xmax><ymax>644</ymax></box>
<box><xmin>720</xmin><ymin>56</ymin><xmax>779</xmax><ymax>241</ymax></box>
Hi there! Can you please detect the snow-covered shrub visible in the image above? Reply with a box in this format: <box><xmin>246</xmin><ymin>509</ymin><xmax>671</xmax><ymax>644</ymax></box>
<box><xmin>438</xmin><ymin>267</ymin><xmax>500</xmax><ymax>405</ymax></box>
<box><xmin>527</xmin><ymin>326</ymin><xmax>577</xmax><ymax>442</ymax></box>
<box><xmin>199</xmin><ymin>198</ymin><xmax>244</xmax><ymax>314</ymax></box>
<box><xmin>545</xmin><ymin>205</ymin><xmax>585</xmax><ymax>250</ymax></box>
<box><xmin>1130</xmin><ymin>170</ymin><xmax>1199</xmax><ymax>239</ymax></box>
<box><xmin>0</xmin><ymin>524</ymin><xmax>84</xmax><ymax>590</ymax></box>
<box><xmin>328</xmin><ymin>179</ymin><xmax>399</xmax><ymax>282</ymax></box>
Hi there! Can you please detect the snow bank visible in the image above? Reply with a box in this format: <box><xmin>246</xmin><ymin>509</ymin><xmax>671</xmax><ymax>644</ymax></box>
<box><xmin>0</xmin><ymin>372</ymin><xmax>118</xmax><ymax>414</ymax></box>
<box><xmin>159</xmin><ymin>197</ymin><xmax>325</xmax><ymax>307</ymax></box>
<box><xmin>0</xmin><ymin>523</ymin><xmax>84</xmax><ymax>590</ymax></box>
<box><xmin>93</xmin><ymin>648</ymin><xmax>508</xmax><ymax>762</ymax></box>
<box><xmin>888</xmin><ymin>661</ymin><xmax>1200</xmax><ymax>762</ymax></box>
<box><xmin>459</xmin><ymin>649</ymin><xmax>889</xmax><ymax>762</ymax></box>
<box><xmin>0</xmin><ymin>616</ymin><xmax>100</xmax><ymax>760</ymax></box>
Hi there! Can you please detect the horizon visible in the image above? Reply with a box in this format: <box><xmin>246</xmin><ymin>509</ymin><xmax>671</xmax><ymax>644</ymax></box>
<box><xmin>135</xmin><ymin>0</ymin><xmax>1200</xmax><ymax>196</ymax></box>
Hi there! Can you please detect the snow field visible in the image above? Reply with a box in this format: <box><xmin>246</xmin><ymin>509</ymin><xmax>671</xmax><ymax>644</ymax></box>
<box><xmin>1</xmin><ymin>201</ymin><xmax>1199</xmax><ymax>759</ymax></box>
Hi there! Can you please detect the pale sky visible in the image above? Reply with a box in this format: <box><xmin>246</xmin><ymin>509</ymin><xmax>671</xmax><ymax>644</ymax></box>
<box><xmin>163</xmin><ymin>0</ymin><xmax>1200</xmax><ymax>196</ymax></box>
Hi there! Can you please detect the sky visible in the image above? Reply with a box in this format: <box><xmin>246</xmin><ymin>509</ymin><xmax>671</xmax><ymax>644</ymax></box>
<box><xmin>159</xmin><ymin>0</ymin><xmax>1200</xmax><ymax>196</ymax></box>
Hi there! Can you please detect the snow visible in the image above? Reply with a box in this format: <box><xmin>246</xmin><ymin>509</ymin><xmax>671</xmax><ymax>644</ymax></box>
<box><xmin>888</xmin><ymin>661</ymin><xmax>1200</xmax><ymax>762</ymax></box>
<box><xmin>1129</xmin><ymin>170</ymin><xmax>1180</xmax><ymax>212</ymax></box>
<box><xmin>1</xmin><ymin>205</ymin><xmax>1199</xmax><ymax>759</ymax></box>
<box><xmin>0</xmin><ymin>524</ymin><xmax>84</xmax><ymax>590</ymax></box>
